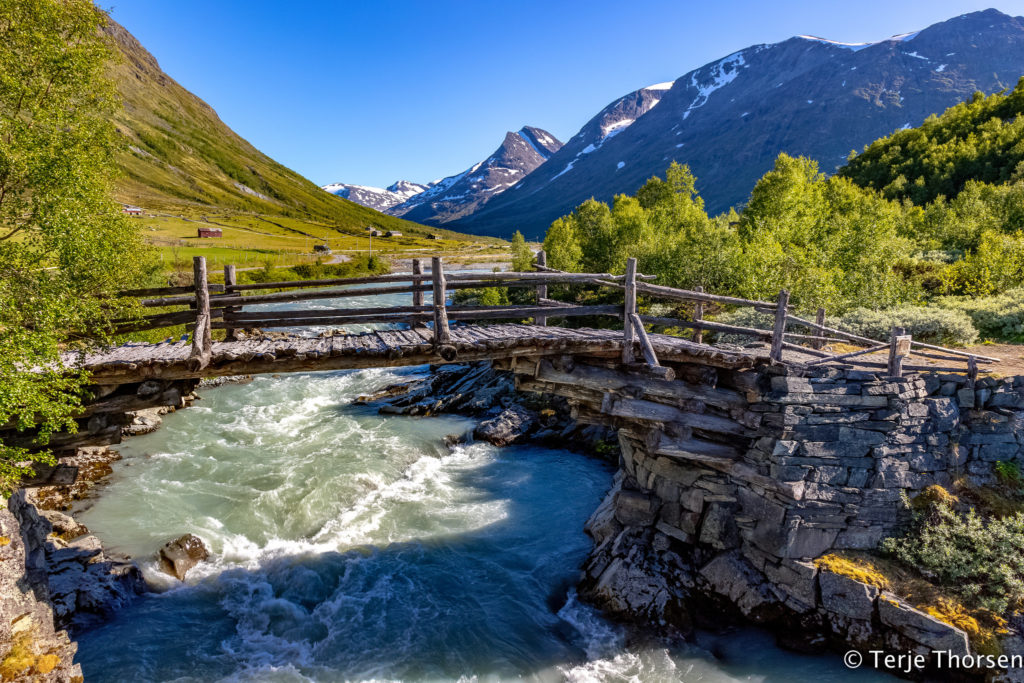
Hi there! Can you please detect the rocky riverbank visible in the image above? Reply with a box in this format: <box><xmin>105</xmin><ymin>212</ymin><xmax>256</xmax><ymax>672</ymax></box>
<box><xmin>0</xmin><ymin>382</ymin><xmax>217</xmax><ymax>681</ymax></box>
<box><xmin>356</xmin><ymin>361</ymin><xmax>620</xmax><ymax>456</ymax></box>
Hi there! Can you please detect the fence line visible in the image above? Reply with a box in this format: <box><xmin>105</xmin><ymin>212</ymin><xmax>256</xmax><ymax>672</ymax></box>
<box><xmin>112</xmin><ymin>254</ymin><xmax>997</xmax><ymax>377</ymax></box>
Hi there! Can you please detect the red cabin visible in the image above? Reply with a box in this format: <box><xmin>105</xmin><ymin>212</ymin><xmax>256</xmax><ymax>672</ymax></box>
<box><xmin>197</xmin><ymin>227</ymin><xmax>222</xmax><ymax>238</ymax></box>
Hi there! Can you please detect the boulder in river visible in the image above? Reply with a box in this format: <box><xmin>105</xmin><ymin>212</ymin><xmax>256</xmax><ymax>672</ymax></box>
<box><xmin>473</xmin><ymin>405</ymin><xmax>536</xmax><ymax>447</ymax></box>
<box><xmin>157</xmin><ymin>534</ymin><xmax>209</xmax><ymax>581</ymax></box>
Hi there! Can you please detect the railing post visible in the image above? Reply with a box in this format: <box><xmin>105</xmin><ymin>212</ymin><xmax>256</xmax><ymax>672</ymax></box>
<box><xmin>431</xmin><ymin>256</ymin><xmax>451</xmax><ymax>345</ymax></box>
<box><xmin>769</xmin><ymin>289</ymin><xmax>789</xmax><ymax>363</ymax></box>
<box><xmin>223</xmin><ymin>264</ymin><xmax>237</xmax><ymax>341</ymax></box>
<box><xmin>693</xmin><ymin>285</ymin><xmax>704</xmax><ymax>344</ymax></box>
<box><xmin>888</xmin><ymin>326</ymin><xmax>910</xmax><ymax>378</ymax></box>
<box><xmin>412</xmin><ymin>258</ymin><xmax>423</xmax><ymax>310</ymax></box>
<box><xmin>189</xmin><ymin>256</ymin><xmax>212</xmax><ymax>369</ymax></box>
<box><xmin>534</xmin><ymin>249</ymin><xmax>548</xmax><ymax>327</ymax></box>
<box><xmin>622</xmin><ymin>257</ymin><xmax>637</xmax><ymax>364</ymax></box>
<box><xmin>813</xmin><ymin>307</ymin><xmax>826</xmax><ymax>350</ymax></box>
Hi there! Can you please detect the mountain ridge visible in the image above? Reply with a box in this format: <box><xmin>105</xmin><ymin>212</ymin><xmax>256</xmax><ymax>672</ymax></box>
<box><xmin>448</xmin><ymin>8</ymin><xmax>1024</xmax><ymax>238</ymax></box>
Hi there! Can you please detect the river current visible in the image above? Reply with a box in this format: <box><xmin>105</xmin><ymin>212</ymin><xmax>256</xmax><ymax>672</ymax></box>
<box><xmin>73</xmin><ymin>280</ymin><xmax>888</xmax><ymax>682</ymax></box>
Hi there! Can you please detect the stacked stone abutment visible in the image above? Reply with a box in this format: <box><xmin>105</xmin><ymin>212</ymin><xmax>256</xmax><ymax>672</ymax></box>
<box><xmin>512</xmin><ymin>355</ymin><xmax>1024</xmax><ymax>674</ymax></box>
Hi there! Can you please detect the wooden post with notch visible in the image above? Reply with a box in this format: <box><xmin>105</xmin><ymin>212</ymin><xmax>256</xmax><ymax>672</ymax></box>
<box><xmin>813</xmin><ymin>307</ymin><xmax>826</xmax><ymax>350</ymax></box>
<box><xmin>431</xmin><ymin>256</ymin><xmax>451</xmax><ymax>345</ymax></box>
<box><xmin>622</xmin><ymin>257</ymin><xmax>638</xmax><ymax>364</ymax></box>
<box><xmin>888</xmin><ymin>326</ymin><xmax>911</xmax><ymax>378</ymax></box>
<box><xmin>412</xmin><ymin>259</ymin><xmax>424</xmax><ymax>310</ymax></box>
<box><xmin>693</xmin><ymin>285</ymin><xmax>704</xmax><ymax>344</ymax></box>
<box><xmin>190</xmin><ymin>256</ymin><xmax>212</xmax><ymax>369</ymax></box>
<box><xmin>223</xmin><ymin>264</ymin><xmax>237</xmax><ymax>341</ymax></box>
<box><xmin>534</xmin><ymin>250</ymin><xmax>548</xmax><ymax>327</ymax></box>
<box><xmin>769</xmin><ymin>289</ymin><xmax>789</xmax><ymax>363</ymax></box>
<box><xmin>967</xmin><ymin>355</ymin><xmax>978</xmax><ymax>386</ymax></box>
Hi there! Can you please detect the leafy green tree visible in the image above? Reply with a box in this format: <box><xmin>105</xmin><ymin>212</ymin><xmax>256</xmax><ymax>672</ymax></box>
<box><xmin>542</xmin><ymin>215</ymin><xmax>582</xmax><ymax>271</ymax></box>
<box><xmin>509</xmin><ymin>230</ymin><xmax>533</xmax><ymax>272</ymax></box>
<box><xmin>0</xmin><ymin>0</ymin><xmax>151</xmax><ymax>493</ymax></box>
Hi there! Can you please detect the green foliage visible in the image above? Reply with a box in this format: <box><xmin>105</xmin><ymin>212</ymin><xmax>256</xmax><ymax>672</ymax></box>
<box><xmin>510</xmin><ymin>231</ymin><xmax>533</xmax><ymax>272</ymax></box>
<box><xmin>881</xmin><ymin>500</ymin><xmax>1024</xmax><ymax>614</ymax></box>
<box><xmin>737</xmin><ymin>155</ymin><xmax>915</xmax><ymax>311</ymax></box>
<box><xmin>842</xmin><ymin>78</ymin><xmax>1024</xmax><ymax>206</ymax></box>
<box><xmin>0</xmin><ymin>0</ymin><xmax>153</xmax><ymax>493</ymax></box>
<box><xmin>994</xmin><ymin>461</ymin><xmax>1024</xmax><ymax>489</ymax></box>
<box><xmin>938</xmin><ymin>230</ymin><xmax>1024</xmax><ymax>296</ymax></box>
<box><xmin>934</xmin><ymin>289</ymin><xmax>1024</xmax><ymax>342</ymax></box>
<box><xmin>837</xmin><ymin>306</ymin><xmax>979</xmax><ymax>346</ymax></box>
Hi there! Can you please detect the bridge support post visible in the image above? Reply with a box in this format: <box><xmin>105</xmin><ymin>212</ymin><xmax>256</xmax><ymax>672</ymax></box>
<box><xmin>189</xmin><ymin>256</ymin><xmax>212</xmax><ymax>370</ymax></box>
<box><xmin>888</xmin><ymin>326</ymin><xmax>910</xmax><ymax>378</ymax></box>
<box><xmin>534</xmin><ymin>250</ymin><xmax>548</xmax><ymax>327</ymax></box>
<box><xmin>223</xmin><ymin>264</ymin><xmax>237</xmax><ymax>341</ymax></box>
<box><xmin>692</xmin><ymin>286</ymin><xmax>704</xmax><ymax>344</ymax></box>
<box><xmin>431</xmin><ymin>256</ymin><xmax>451</xmax><ymax>346</ymax></box>
<box><xmin>769</xmin><ymin>289</ymin><xmax>789</xmax><ymax>364</ymax></box>
<box><xmin>412</xmin><ymin>259</ymin><xmax>424</xmax><ymax>312</ymax></box>
<box><xmin>622</xmin><ymin>257</ymin><xmax>638</xmax><ymax>364</ymax></box>
<box><xmin>813</xmin><ymin>307</ymin><xmax>826</xmax><ymax>350</ymax></box>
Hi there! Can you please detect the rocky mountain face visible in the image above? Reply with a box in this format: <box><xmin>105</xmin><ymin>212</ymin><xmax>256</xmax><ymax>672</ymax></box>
<box><xmin>321</xmin><ymin>180</ymin><xmax>433</xmax><ymax>213</ymax></box>
<box><xmin>448</xmin><ymin>9</ymin><xmax>1024</xmax><ymax>238</ymax></box>
<box><xmin>324</xmin><ymin>127</ymin><xmax>563</xmax><ymax>226</ymax></box>
<box><xmin>391</xmin><ymin>126</ymin><xmax>562</xmax><ymax>225</ymax></box>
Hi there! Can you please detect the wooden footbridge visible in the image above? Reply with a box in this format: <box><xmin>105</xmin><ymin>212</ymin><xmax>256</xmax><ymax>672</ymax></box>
<box><xmin>78</xmin><ymin>254</ymin><xmax>996</xmax><ymax>387</ymax></box>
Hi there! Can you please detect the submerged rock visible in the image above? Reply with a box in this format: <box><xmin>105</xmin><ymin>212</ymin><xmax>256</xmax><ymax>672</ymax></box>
<box><xmin>158</xmin><ymin>534</ymin><xmax>209</xmax><ymax>581</ymax></box>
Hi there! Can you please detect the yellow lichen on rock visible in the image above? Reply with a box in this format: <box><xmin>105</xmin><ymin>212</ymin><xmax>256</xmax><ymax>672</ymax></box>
<box><xmin>34</xmin><ymin>654</ymin><xmax>60</xmax><ymax>675</ymax></box>
<box><xmin>0</xmin><ymin>536</ymin><xmax>9</xmax><ymax>547</ymax></box>
<box><xmin>920</xmin><ymin>597</ymin><xmax>1008</xmax><ymax>656</ymax></box>
<box><xmin>814</xmin><ymin>553</ymin><xmax>890</xmax><ymax>590</ymax></box>
<box><xmin>911</xmin><ymin>484</ymin><xmax>958</xmax><ymax>512</ymax></box>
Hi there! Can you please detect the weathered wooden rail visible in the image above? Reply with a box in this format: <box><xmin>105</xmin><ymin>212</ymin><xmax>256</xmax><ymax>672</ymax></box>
<box><xmin>105</xmin><ymin>254</ymin><xmax>997</xmax><ymax>380</ymax></box>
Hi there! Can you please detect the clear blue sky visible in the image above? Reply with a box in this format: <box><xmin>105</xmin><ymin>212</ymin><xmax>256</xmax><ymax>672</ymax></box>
<box><xmin>108</xmin><ymin>1</ymin><xmax>1022</xmax><ymax>189</ymax></box>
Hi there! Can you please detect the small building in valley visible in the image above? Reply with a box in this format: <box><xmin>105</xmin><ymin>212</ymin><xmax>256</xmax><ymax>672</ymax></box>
<box><xmin>384</xmin><ymin>231</ymin><xmax>402</xmax><ymax>237</ymax></box>
<box><xmin>369</xmin><ymin>229</ymin><xmax>382</xmax><ymax>237</ymax></box>
<box><xmin>313</xmin><ymin>244</ymin><xmax>331</xmax><ymax>253</ymax></box>
<box><xmin>197</xmin><ymin>227</ymin><xmax>222</xmax><ymax>238</ymax></box>
<box><xmin>122</xmin><ymin>205</ymin><xmax>143</xmax><ymax>216</ymax></box>
<box><xmin>427</xmin><ymin>234</ymin><xmax>439</xmax><ymax>240</ymax></box>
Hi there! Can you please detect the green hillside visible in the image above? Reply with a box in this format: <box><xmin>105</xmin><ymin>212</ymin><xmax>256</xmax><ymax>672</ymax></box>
<box><xmin>102</xmin><ymin>18</ymin><xmax>500</xmax><ymax>261</ymax></box>
<box><xmin>840</xmin><ymin>78</ymin><xmax>1024</xmax><ymax>205</ymax></box>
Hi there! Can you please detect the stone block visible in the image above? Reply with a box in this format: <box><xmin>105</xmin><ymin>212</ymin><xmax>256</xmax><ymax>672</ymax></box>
<box><xmin>699</xmin><ymin>551</ymin><xmax>779</xmax><ymax>619</ymax></box>
<box><xmin>614</xmin><ymin>490</ymin><xmax>660</xmax><ymax>527</ymax></box>
<box><xmin>836</xmin><ymin>525</ymin><xmax>888</xmax><ymax>549</ymax></box>
<box><xmin>979</xmin><ymin>443</ymin><xmax>1021</xmax><ymax>462</ymax></box>
<box><xmin>782</xmin><ymin>520</ymin><xmax>838</xmax><ymax>559</ymax></box>
<box><xmin>819</xmin><ymin>570</ymin><xmax>877</xmax><ymax>620</ymax></box>
<box><xmin>838</xmin><ymin>427</ymin><xmax>887</xmax><ymax>446</ymax></box>
<box><xmin>807</xmin><ymin>466</ymin><xmax>848</xmax><ymax>486</ymax></box>
<box><xmin>878</xmin><ymin>595</ymin><xmax>969</xmax><ymax>657</ymax></box>
<box><xmin>699</xmin><ymin>502</ymin><xmax>740</xmax><ymax>550</ymax></box>
<box><xmin>765</xmin><ymin>559</ymin><xmax>817</xmax><ymax>608</ymax></box>
<box><xmin>800</xmin><ymin>442</ymin><xmax>871</xmax><ymax>459</ymax></box>
<box><xmin>957</xmin><ymin>386</ymin><xmax>975</xmax><ymax>409</ymax></box>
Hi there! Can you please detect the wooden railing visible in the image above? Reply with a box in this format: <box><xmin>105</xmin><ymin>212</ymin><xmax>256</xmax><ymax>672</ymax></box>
<box><xmin>113</xmin><ymin>255</ymin><xmax>998</xmax><ymax>377</ymax></box>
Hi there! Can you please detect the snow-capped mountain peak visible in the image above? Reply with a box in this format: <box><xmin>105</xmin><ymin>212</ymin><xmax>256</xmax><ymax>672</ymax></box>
<box><xmin>322</xmin><ymin>179</ymin><xmax>432</xmax><ymax>213</ymax></box>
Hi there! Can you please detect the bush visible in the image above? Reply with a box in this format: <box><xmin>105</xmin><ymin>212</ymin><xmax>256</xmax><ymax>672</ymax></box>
<box><xmin>934</xmin><ymin>289</ymin><xmax>1024</xmax><ymax>342</ymax></box>
<box><xmin>837</xmin><ymin>305</ymin><xmax>979</xmax><ymax>346</ymax></box>
<box><xmin>881</xmin><ymin>501</ymin><xmax>1024</xmax><ymax>614</ymax></box>
<box><xmin>709</xmin><ymin>308</ymin><xmax>774</xmax><ymax>345</ymax></box>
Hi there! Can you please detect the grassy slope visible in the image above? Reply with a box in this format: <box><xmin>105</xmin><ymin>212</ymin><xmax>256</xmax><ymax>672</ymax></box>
<box><xmin>102</xmin><ymin>18</ymin><xmax>502</xmax><ymax>268</ymax></box>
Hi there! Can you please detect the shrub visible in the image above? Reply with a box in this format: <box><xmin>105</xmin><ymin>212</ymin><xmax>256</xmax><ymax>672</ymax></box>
<box><xmin>837</xmin><ymin>305</ymin><xmax>979</xmax><ymax>346</ymax></box>
<box><xmin>881</xmin><ymin>501</ymin><xmax>1024</xmax><ymax>614</ymax></box>
<box><xmin>708</xmin><ymin>308</ymin><xmax>774</xmax><ymax>345</ymax></box>
<box><xmin>934</xmin><ymin>289</ymin><xmax>1024</xmax><ymax>342</ymax></box>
